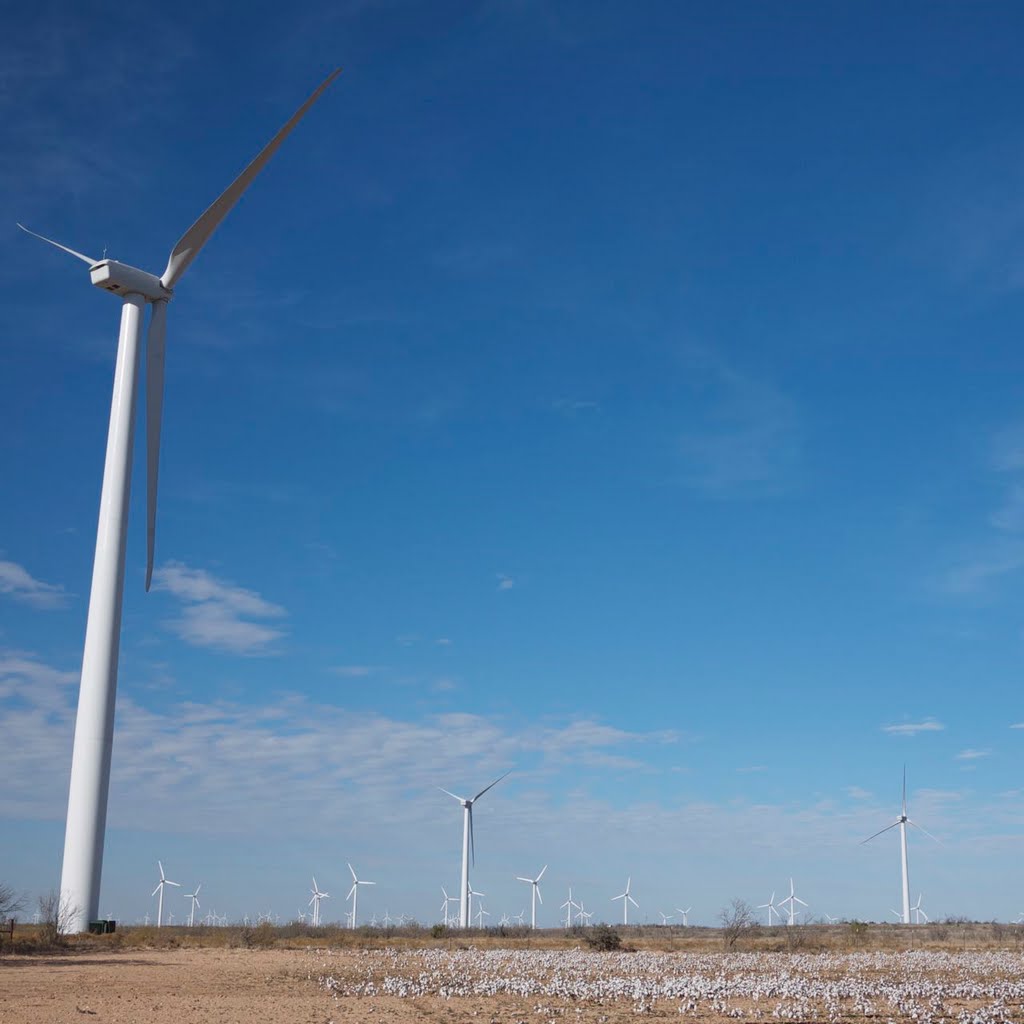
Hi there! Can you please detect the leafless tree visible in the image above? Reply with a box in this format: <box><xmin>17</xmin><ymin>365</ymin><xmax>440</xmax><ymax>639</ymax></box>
<box><xmin>0</xmin><ymin>882</ymin><xmax>24</xmax><ymax>922</ymax></box>
<box><xmin>719</xmin><ymin>898</ymin><xmax>755</xmax><ymax>950</ymax></box>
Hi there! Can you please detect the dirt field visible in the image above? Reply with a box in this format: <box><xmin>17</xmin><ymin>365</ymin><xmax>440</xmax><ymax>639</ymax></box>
<box><xmin>3</xmin><ymin>945</ymin><xmax>1023</xmax><ymax>1023</ymax></box>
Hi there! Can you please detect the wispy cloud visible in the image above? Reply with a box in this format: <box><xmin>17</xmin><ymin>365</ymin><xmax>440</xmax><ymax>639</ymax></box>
<box><xmin>497</xmin><ymin>573</ymin><xmax>516</xmax><ymax>591</ymax></box>
<box><xmin>330</xmin><ymin>665</ymin><xmax>381</xmax><ymax>678</ymax></box>
<box><xmin>0</xmin><ymin>559</ymin><xmax>68</xmax><ymax>610</ymax></box>
<box><xmin>676</xmin><ymin>350</ymin><xmax>800</xmax><ymax>497</ymax></box>
<box><xmin>153</xmin><ymin>562</ymin><xmax>286</xmax><ymax>656</ymax></box>
<box><xmin>881</xmin><ymin>718</ymin><xmax>945</xmax><ymax>736</ymax></box>
<box><xmin>552</xmin><ymin>398</ymin><xmax>601</xmax><ymax>417</ymax></box>
<box><xmin>1011</xmin><ymin>722</ymin><xmax>1024</xmax><ymax>730</ymax></box>
<box><xmin>955</xmin><ymin>748</ymin><xmax>991</xmax><ymax>760</ymax></box>
<box><xmin>846</xmin><ymin>786</ymin><xmax>872</xmax><ymax>800</ymax></box>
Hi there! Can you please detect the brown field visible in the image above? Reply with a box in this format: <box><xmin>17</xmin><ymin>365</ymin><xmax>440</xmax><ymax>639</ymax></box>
<box><xmin>2</xmin><ymin>924</ymin><xmax>1024</xmax><ymax>1023</ymax></box>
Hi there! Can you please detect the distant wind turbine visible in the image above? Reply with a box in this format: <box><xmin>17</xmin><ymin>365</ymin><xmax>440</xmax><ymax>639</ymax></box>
<box><xmin>758</xmin><ymin>892</ymin><xmax>782</xmax><ymax>926</ymax></box>
<box><xmin>515</xmin><ymin>864</ymin><xmax>546</xmax><ymax>929</ymax></box>
<box><xmin>184</xmin><ymin>883</ymin><xmax>201</xmax><ymax>927</ymax></box>
<box><xmin>561</xmin><ymin>887</ymin><xmax>580</xmax><ymax>928</ymax></box>
<box><xmin>346</xmin><ymin>862</ymin><xmax>375</xmax><ymax>929</ymax></box>
<box><xmin>675</xmin><ymin>906</ymin><xmax>691</xmax><ymax>926</ymax></box>
<box><xmin>440</xmin><ymin>887</ymin><xmax>458</xmax><ymax>927</ymax></box>
<box><xmin>658</xmin><ymin>911</ymin><xmax>673</xmax><ymax>925</ymax></box>
<box><xmin>912</xmin><ymin>893</ymin><xmax>929</xmax><ymax>924</ymax></box>
<box><xmin>21</xmin><ymin>70</ymin><xmax>343</xmax><ymax>934</ymax></box>
<box><xmin>612</xmin><ymin>877</ymin><xmax>638</xmax><ymax>925</ymax></box>
<box><xmin>861</xmin><ymin>767</ymin><xmax>939</xmax><ymax>925</ymax></box>
<box><xmin>439</xmin><ymin>771</ymin><xmax>510</xmax><ymax>927</ymax></box>
<box><xmin>309</xmin><ymin>876</ymin><xmax>329</xmax><ymax>927</ymax></box>
<box><xmin>778</xmin><ymin>878</ymin><xmax>807</xmax><ymax>927</ymax></box>
<box><xmin>151</xmin><ymin>861</ymin><xmax>180</xmax><ymax>928</ymax></box>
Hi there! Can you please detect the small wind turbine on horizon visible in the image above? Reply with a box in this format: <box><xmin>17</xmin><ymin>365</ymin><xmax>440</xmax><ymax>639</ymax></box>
<box><xmin>561</xmin><ymin>887</ymin><xmax>580</xmax><ymax>929</ymax></box>
<box><xmin>612</xmin><ymin>877</ymin><xmax>638</xmax><ymax>925</ymax></box>
<box><xmin>184</xmin><ymin>883</ymin><xmax>201</xmax><ymax>927</ymax></box>
<box><xmin>346</xmin><ymin>862</ymin><xmax>375</xmax><ymax>930</ymax></box>
<box><xmin>20</xmin><ymin>70</ymin><xmax>343</xmax><ymax>934</ymax></box>
<box><xmin>151</xmin><ymin>861</ymin><xmax>180</xmax><ymax>928</ymax></box>
<box><xmin>658</xmin><ymin>911</ymin><xmax>673</xmax><ymax>925</ymax></box>
<box><xmin>675</xmin><ymin>906</ymin><xmax>691</xmax><ymax>926</ymax></box>
<box><xmin>439</xmin><ymin>771</ymin><xmax>510</xmax><ymax>928</ymax></box>
<box><xmin>861</xmin><ymin>767</ymin><xmax>939</xmax><ymax>925</ymax></box>
<box><xmin>468</xmin><ymin>887</ymin><xmax>485</xmax><ymax>925</ymax></box>
<box><xmin>912</xmin><ymin>893</ymin><xmax>929</xmax><ymax>924</ymax></box>
<box><xmin>515</xmin><ymin>864</ymin><xmax>546</xmax><ymax>929</ymax></box>
<box><xmin>440</xmin><ymin>887</ymin><xmax>458</xmax><ymax>927</ymax></box>
<box><xmin>778</xmin><ymin>878</ymin><xmax>807</xmax><ymax>927</ymax></box>
<box><xmin>758</xmin><ymin>891</ymin><xmax>782</xmax><ymax>926</ymax></box>
<box><xmin>309</xmin><ymin>876</ymin><xmax>329</xmax><ymax>927</ymax></box>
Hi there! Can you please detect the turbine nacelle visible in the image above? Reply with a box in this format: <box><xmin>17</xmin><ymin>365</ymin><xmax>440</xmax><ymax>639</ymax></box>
<box><xmin>90</xmin><ymin>261</ymin><xmax>171</xmax><ymax>302</ymax></box>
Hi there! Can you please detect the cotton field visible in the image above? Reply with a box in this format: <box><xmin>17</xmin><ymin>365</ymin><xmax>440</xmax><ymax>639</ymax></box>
<box><xmin>318</xmin><ymin>948</ymin><xmax>1024</xmax><ymax>1022</ymax></box>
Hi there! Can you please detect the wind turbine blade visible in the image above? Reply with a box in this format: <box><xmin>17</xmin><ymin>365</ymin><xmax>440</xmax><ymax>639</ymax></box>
<box><xmin>160</xmin><ymin>69</ymin><xmax>342</xmax><ymax>291</ymax></box>
<box><xmin>537</xmin><ymin>865</ymin><xmax>547</xmax><ymax>881</ymax></box>
<box><xmin>152</xmin><ymin>884</ymin><xmax>162</xmax><ymax>897</ymax></box>
<box><xmin>795</xmin><ymin>897</ymin><xmax>808</xmax><ymax>907</ymax></box>
<box><xmin>16</xmin><ymin>223</ymin><xmax>98</xmax><ymax>265</ymax></box>
<box><xmin>629</xmin><ymin>895</ymin><xmax>639</xmax><ymax>908</ymax></box>
<box><xmin>515</xmin><ymin>877</ymin><xmax>532</xmax><ymax>883</ymax></box>
<box><xmin>159</xmin><ymin>861</ymin><xmax>165</xmax><ymax>879</ymax></box>
<box><xmin>347</xmin><ymin>884</ymin><xmax>356</xmax><ymax>900</ymax></box>
<box><xmin>363</xmin><ymin>881</ymin><xmax>376</xmax><ymax>886</ymax></box>
<box><xmin>537</xmin><ymin>889</ymin><xmax>543</xmax><ymax>905</ymax></box>
<box><xmin>907</xmin><ymin>819</ymin><xmax>942</xmax><ymax>844</ymax></box>
<box><xmin>438</xmin><ymin>787</ymin><xmax>466</xmax><ymax>803</ymax></box>
<box><xmin>194</xmin><ymin>884</ymin><xmax>201</xmax><ymax>895</ymax></box>
<box><xmin>902</xmin><ymin>764</ymin><xmax>907</xmax><ymax>817</ymax></box>
<box><xmin>472</xmin><ymin>769</ymin><xmax>511</xmax><ymax>803</ymax></box>
<box><xmin>348</xmin><ymin>862</ymin><xmax>357</xmax><ymax>882</ymax></box>
<box><xmin>861</xmin><ymin>821</ymin><xmax>900</xmax><ymax>844</ymax></box>
<box><xmin>144</xmin><ymin>298</ymin><xmax>168</xmax><ymax>591</ymax></box>
<box><xmin>167</xmin><ymin>880</ymin><xmax>181</xmax><ymax>887</ymax></box>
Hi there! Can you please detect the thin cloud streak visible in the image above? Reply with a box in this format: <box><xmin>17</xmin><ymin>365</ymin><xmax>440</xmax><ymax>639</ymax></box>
<box><xmin>0</xmin><ymin>559</ymin><xmax>68</xmax><ymax>610</ymax></box>
<box><xmin>881</xmin><ymin>718</ymin><xmax>945</xmax><ymax>736</ymax></box>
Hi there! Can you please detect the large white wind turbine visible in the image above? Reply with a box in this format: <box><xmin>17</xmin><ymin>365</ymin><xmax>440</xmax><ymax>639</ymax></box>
<box><xmin>439</xmin><ymin>771</ymin><xmax>510</xmax><ymax>928</ymax></box>
<box><xmin>346</xmin><ymin>862</ymin><xmax>375</xmax><ymax>930</ymax></box>
<box><xmin>611</xmin><ymin>877</ymin><xmax>638</xmax><ymax>925</ymax></box>
<box><xmin>151</xmin><ymin>861</ymin><xmax>180</xmax><ymax>928</ymax></box>
<box><xmin>19</xmin><ymin>70</ymin><xmax>341</xmax><ymax>934</ymax></box>
<box><xmin>515</xmin><ymin>864</ymin><xmax>546</xmax><ymax>929</ymax></box>
<box><xmin>184</xmin><ymin>883</ymin><xmax>201</xmax><ymax>928</ymax></box>
<box><xmin>675</xmin><ymin>906</ymin><xmax>692</xmax><ymax>926</ymax></box>
<box><xmin>861</xmin><ymin>768</ymin><xmax>939</xmax><ymax>925</ymax></box>
<box><xmin>778</xmin><ymin>878</ymin><xmax>807</xmax><ymax>927</ymax></box>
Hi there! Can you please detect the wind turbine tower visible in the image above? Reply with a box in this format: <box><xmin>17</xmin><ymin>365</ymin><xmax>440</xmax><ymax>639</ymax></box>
<box><xmin>19</xmin><ymin>71</ymin><xmax>342</xmax><ymax>933</ymax></box>
<box><xmin>184</xmin><ymin>883</ymin><xmax>201</xmax><ymax>927</ymax></box>
<box><xmin>611</xmin><ymin>877</ymin><xmax>638</xmax><ymax>925</ymax></box>
<box><xmin>439</xmin><ymin>772</ymin><xmax>510</xmax><ymax>927</ymax></box>
<box><xmin>515</xmin><ymin>864</ymin><xmax>546</xmax><ymax>929</ymax></box>
<box><xmin>861</xmin><ymin>768</ymin><xmax>939</xmax><ymax>925</ymax></box>
<box><xmin>151</xmin><ymin>861</ymin><xmax>179</xmax><ymax>928</ymax></box>
<box><xmin>346</xmin><ymin>862</ymin><xmax>375</xmax><ymax>930</ymax></box>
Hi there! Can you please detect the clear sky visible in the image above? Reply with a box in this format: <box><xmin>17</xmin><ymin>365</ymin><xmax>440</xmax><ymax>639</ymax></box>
<box><xmin>2</xmin><ymin>1</ymin><xmax>1023</xmax><ymax>928</ymax></box>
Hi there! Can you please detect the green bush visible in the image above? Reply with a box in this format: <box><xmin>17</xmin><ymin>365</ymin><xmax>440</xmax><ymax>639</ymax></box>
<box><xmin>584</xmin><ymin>924</ymin><xmax>622</xmax><ymax>951</ymax></box>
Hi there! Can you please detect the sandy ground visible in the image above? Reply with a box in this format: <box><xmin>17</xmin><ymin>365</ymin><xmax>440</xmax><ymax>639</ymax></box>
<box><xmin>0</xmin><ymin>948</ymin><xmax>334</xmax><ymax>1024</ymax></box>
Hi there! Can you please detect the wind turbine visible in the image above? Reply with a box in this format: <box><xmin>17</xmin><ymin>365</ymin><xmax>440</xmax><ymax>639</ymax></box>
<box><xmin>912</xmin><ymin>893</ymin><xmax>929</xmax><ymax>924</ymax></box>
<box><xmin>861</xmin><ymin>768</ymin><xmax>939</xmax><ymax>925</ymax></box>
<box><xmin>475</xmin><ymin>903</ymin><xmax>490</xmax><ymax>928</ymax></box>
<box><xmin>184</xmin><ymin>883</ymin><xmax>201</xmax><ymax>927</ymax></box>
<box><xmin>309</xmin><ymin>876</ymin><xmax>329</xmax><ymax>927</ymax></box>
<box><xmin>611</xmin><ymin>877</ymin><xmax>638</xmax><ymax>925</ymax></box>
<box><xmin>468</xmin><ymin>886</ymin><xmax>485</xmax><ymax>925</ymax></box>
<box><xmin>561</xmin><ymin>887</ymin><xmax>580</xmax><ymax>928</ymax></box>
<box><xmin>658</xmin><ymin>911</ymin><xmax>673</xmax><ymax>925</ymax></box>
<box><xmin>515</xmin><ymin>864</ymin><xmax>546</xmax><ymax>929</ymax></box>
<box><xmin>438</xmin><ymin>771</ymin><xmax>510</xmax><ymax>928</ymax></box>
<box><xmin>151</xmin><ymin>861</ymin><xmax>180</xmax><ymax>928</ymax></box>
<box><xmin>675</xmin><ymin>906</ymin><xmax>692</xmax><ymax>926</ymax></box>
<box><xmin>346</xmin><ymin>862</ymin><xmax>375</xmax><ymax>930</ymax></box>
<box><xmin>21</xmin><ymin>70</ymin><xmax>343</xmax><ymax>934</ymax></box>
<box><xmin>824</xmin><ymin>913</ymin><xmax>838</xmax><ymax>924</ymax></box>
<box><xmin>778</xmin><ymin>878</ymin><xmax>807</xmax><ymax>927</ymax></box>
<box><xmin>440</xmin><ymin>887</ymin><xmax>458</xmax><ymax>926</ymax></box>
<box><xmin>758</xmin><ymin>892</ymin><xmax>782</xmax><ymax>926</ymax></box>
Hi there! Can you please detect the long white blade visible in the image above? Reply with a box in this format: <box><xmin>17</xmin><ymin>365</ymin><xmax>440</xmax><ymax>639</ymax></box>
<box><xmin>536</xmin><ymin>888</ymin><xmax>543</xmax><ymax>905</ymax></box>
<box><xmin>515</xmin><ymin>877</ymin><xmax>532</xmax><ymax>883</ymax></box>
<box><xmin>194</xmin><ymin>883</ymin><xmax>201</xmax><ymax>896</ymax></box>
<box><xmin>347</xmin><ymin>884</ymin><xmax>356</xmax><ymax>900</ymax></box>
<box><xmin>438</xmin><ymin>787</ymin><xmax>466</xmax><ymax>803</ymax></box>
<box><xmin>16</xmin><ymin>223</ymin><xmax>98</xmax><ymax>265</ymax></box>
<box><xmin>152</xmin><ymin>884</ymin><xmax>162</xmax><ymax>897</ymax></box>
<box><xmin>628</xmin><ymin>895</ymin><xmax>639</xmax><ymax>908</ymax></box>
<box><xmin>537</xmin><ymin>865</ymin><xmax>547</xmax><ymax>881</ymax></box>
<box><xmin>472</xmin><ymin>769</ymin><xmax>511</xmax><ymax>803</ymax></box>
<box><xmin>861</xmin><ymin>820</ymin><xmax>900</xmax><ymax>844</ymax></box>
<box><xmin>160</xmin><ymin>69</ymin><xmax>342</xmax><ymax>290</ymax></box>
<box><xmin>348</xmin><ymin>862</ymin><xmax>358</xmax><ymax>882</ymax></box>
<box><xmin>166</xmin><ymin>880</ymin><xmax>181</xmax><ymax>887</ymax></box>
<box><xmin>907</xmin><ymin>819</ymin><xmax>942</xmax><ymax>844</ymax></box>
<box><xmin>144</xmin><ymin>298</ymin><xmax>168</xmax><ymax>591</ymax></box>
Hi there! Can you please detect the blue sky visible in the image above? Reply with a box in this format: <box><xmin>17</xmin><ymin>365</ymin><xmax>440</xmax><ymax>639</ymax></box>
<box><xmin>2</xmin><ymin>0</ymin><xmax>1024</xmax><ymax>927</ymax></box>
